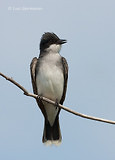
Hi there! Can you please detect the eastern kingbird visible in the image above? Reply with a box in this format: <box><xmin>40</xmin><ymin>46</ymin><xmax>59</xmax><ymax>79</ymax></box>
<box><xmin>30</xmin><ymin>32</ymin><xmax>68</xmax><ymax>145</ymax></box>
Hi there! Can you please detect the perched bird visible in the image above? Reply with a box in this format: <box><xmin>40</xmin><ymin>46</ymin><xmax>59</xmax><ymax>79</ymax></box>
<box><xmin>30</xmin><ymin>32</ymin><xmax>68</xmax><ymax>145</ymax></box>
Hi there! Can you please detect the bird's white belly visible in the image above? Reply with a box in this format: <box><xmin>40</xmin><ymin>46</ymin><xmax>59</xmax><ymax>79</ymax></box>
<box><xmin>36</xmin><ymin>63</ymin><xmax>64</xmax><ymax>126</ymax></box>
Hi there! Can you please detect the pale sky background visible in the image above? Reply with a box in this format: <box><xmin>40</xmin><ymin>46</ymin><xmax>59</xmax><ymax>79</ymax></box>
<box><xmin>0</xmin><ymin>0</ymin><xmax>115</xmax><ymax>159</ymax></box>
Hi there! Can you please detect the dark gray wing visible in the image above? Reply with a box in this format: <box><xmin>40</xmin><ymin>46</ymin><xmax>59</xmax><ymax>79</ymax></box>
<box><xmin>60</xmin><ymin>57</ymin><xmax>68</xmax><ymax>105</ymax></box>
<box><xmin>30</xmin><ymin>57</ymin><xmax>47</xmax><ymax>118</ymax></box>
<box><xmin>30</xmin><ymin>57</ymin><xmax>38</xmax><ymax>94</ymax></box>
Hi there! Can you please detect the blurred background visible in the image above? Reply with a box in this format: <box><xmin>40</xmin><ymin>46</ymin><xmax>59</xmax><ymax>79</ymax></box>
<box><xmin>0</xmin><ymin>0</ymin><xmax>115</xmax><ymax>159</ymax></box>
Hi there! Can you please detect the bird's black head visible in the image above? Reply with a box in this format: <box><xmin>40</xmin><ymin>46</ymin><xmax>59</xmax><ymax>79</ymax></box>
<box><xmin>40</xmin><ymin>32</ymin><xmax>67</xmax><ymax>52</ymax></box>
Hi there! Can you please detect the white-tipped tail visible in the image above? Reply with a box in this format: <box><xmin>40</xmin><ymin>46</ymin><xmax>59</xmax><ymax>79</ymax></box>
<box><xmin>42</xmin><ymin>118</ymin><xmax>62</xmax><ymax>145</ymax></box>
<box><xmin>44</xmin><ymin>140</ymin><xmax>61</xmax><ymax>146</ymax></box>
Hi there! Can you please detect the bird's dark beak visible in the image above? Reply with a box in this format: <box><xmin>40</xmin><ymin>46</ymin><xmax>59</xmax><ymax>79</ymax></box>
<box><xmin>58</xmin><ymin>39</ymin><xmax>67</xmax><ymax>44</ymax></box>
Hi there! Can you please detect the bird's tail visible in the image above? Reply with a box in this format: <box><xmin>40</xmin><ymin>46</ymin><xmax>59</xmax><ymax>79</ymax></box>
<box><xmin>42</xmin><ymin>117</ymin><xmax>62</xmax><ymax>146</ymax></box>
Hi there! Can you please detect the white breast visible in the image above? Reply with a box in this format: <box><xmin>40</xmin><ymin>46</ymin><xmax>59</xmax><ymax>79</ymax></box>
<box><xmin>36</xmin><ymin>53</ymin><xmax>64</xmax><ymax>126</ymax></box>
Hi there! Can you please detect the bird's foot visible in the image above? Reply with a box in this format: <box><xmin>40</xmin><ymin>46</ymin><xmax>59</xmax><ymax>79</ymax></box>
<box><xmin>37</xmin><ymin>95</ymin><xmax>43</xmax><ymax>102</ymax></box>
<box><xmin>55</xmin><ymin>99</ymin><xmax>59</xmax><ymax>109</ymax></box>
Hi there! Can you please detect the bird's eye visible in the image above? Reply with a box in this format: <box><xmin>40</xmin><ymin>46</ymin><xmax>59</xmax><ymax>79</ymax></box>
<box><xmin>42</xmin><ymin>39</ymin><xmax>49</xmax><ymax>44</ymax></box>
